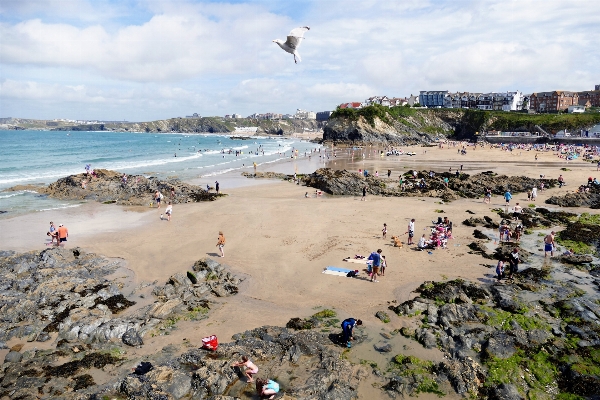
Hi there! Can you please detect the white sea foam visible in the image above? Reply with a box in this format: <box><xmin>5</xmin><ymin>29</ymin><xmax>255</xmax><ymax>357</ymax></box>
<box><xmin>37</xmin><ymin>204</ymin><xmax>81</xmax><ymax>212</ymax></box>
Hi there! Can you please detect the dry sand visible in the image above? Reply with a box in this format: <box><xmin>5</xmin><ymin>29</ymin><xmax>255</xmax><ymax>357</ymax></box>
<box><xmin>2</xmin><ymin>144</ymin><xmax>599</xmax><ymax>398</ymax></box>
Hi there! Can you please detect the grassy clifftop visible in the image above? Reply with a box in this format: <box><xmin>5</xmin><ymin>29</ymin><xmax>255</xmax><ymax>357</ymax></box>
<box><xmin>330</xmin><ymin>105</ymin><xmax>600</xmax><ymax>140</ymax></box>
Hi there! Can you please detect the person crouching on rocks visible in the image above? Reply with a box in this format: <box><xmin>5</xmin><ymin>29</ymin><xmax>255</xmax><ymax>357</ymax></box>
<box><xmin>231</xmin><ymin>355</ymin><xmax>258</xmax><ymax>383</ymax></box>
<box><xmin>256</xmin><ymin>378</ymin><xmax>279</xmax><ymax>399</ymax></box>
<box><xmin>341</xmin><ymin>318</ymin><xmax>362</xmax><ymax>348</ymax></box>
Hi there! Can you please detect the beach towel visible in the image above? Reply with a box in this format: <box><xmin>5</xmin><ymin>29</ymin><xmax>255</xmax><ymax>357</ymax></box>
<box><xmin>323</xmin><ymin>266</ymin><xmax>353</xmax><ymax>276</ymax></box>
<box><xmin>343</xmin><ymin>258</ymin><xmax>371</xmax><ymax>264</ymax></box>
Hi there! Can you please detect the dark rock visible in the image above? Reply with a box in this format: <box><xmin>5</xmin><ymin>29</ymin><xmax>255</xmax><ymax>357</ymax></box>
<box><xmin>556</xmin><ymin>254</ymin><xmax>594</xmax><ymax>265</ymax></box>
<box><xmin>487</xmin><ymin>383</ymin><xmax>524</xmax><ymax>400</ymax></box>
<box><xmin>36</xmin><ymin>332</ymin><xmax>50</xmax><ymax>342</ymax></box>
<box><xmin>375</xmin><ymin>310</ymin><xmax>390</xmax><ymax>323</ymax></box>
<box><xmin>374</xmin><ymin>342</ymin><xmax>393</xmax><ymax>352</ymax></box>
<box><xmin>122</xmin><ymin>328</ymin><xmax>144</xmax><ymax>347</ymax></box>
<box><xmin>416</xmin><ymin>329</ymin><xmax>437</xmax><ymax>349</ymax></box>
<box><xmin>186</xmin><ymin>271</ymin><xmax>198</xmax><ymax>284</ymax></box>
<box><xmin>482</xmin><ymin>332</ymin><xmax>517</xmax><ymax>359</ymax></box>
<box><xmin>473</xmin><ymin>229</ymin><xmax>490</xmax><ymax>240</ymax></box>
<box><xmin>4</xmin><ymin>351</ymin><xmax>23</xmax><ymax>363</ymax></box>
<box><xmin>416</xmin><ymin>279</ymin><xmax>490</xmax><ymax>303</ymax></box>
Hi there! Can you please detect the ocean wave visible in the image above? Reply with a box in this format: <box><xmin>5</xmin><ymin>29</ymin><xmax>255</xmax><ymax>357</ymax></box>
<box><xmin>0</xmin><ymin>190</ymin><xmax>37</xmax><ymax>199</ymax></box>
<box><xmin>37</xmin><ymin>204</ymin><xmax>81</xmax><ymax>212</ymax></box>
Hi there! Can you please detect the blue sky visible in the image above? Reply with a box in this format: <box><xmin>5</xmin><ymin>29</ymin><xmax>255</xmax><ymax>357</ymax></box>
<box><xmin>1</xmin><ymin>0</ymin><xmax>599</xmax><ymax>121</ymax></box>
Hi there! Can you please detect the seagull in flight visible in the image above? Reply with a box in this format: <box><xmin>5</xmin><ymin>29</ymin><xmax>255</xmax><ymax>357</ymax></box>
<box><xmin>273</xmin><ymin>26</ymin><xmax>310</xmax><ymax>64</ymax></box>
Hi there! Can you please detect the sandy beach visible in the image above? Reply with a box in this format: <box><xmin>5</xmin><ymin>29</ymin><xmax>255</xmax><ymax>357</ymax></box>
<box><xmin>2</xmin><ymin>144</ymin><xmax>599</xmax><ymax>398</ymax></box>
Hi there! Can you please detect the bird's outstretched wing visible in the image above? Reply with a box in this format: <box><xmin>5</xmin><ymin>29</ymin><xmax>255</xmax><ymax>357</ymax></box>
<box><xmin>285</xmin><ymin>26</ymin><xmax>310</xmax><ymax>49</ymax></box>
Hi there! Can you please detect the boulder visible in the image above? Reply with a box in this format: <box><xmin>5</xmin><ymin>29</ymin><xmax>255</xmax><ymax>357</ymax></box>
<box><xmin>122</xmin><ymin>328</ymin><xmax>144</xmax><ymax>347</ymax></box>
<box><xmin>4</xmin><ymin>351</ymin><xmax>23</xmax><ymax>363</ymax></box>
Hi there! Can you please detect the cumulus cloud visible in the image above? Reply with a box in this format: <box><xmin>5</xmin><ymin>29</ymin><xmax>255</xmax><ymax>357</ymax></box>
<box><xmin>1</xmin><ymin>0</ymin><xmax>599</xmax><ymax>120</ymax></box>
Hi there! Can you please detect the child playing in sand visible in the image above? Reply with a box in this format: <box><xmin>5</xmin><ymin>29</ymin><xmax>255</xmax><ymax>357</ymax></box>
<box><xmin>381</xmin><ymin>255</ymin><xmax>387</xmax><ymax>276</ymax></box>
<box><xmin>382</xmin><ymin>223</ymin><xmax>387</xmax><ymax>239</ymax></box>
<box><xmin>231</xmin><ymin>355</ymin><xmax>258</xmax><ymax>383</ymax></box>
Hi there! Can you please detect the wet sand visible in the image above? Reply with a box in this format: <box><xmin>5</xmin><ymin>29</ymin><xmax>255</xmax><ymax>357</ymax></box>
<box><xmin>1</xmin><ymin>144</ymin><xmax>598</xmax><ymax>398</ymax></box>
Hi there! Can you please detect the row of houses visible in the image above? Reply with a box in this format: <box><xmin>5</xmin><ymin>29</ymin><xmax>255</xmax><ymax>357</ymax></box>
<box><xmin>419</xmin><ymin>85</ymin><xmax>600</xmax><ymax>112</ymax></box>
<box><xmin>419</xmin><ymin>91</ymin><xmax>525</xmax><ymax>111</ymax></box>
<box><xmin>339</xmin><ymin>95</ymin><xmax>420</xmax><ymax>110</ymax></box>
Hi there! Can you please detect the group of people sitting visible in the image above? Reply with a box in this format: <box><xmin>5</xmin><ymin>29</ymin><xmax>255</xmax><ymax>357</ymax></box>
<box><xmin>418</xmin><ymin>217</ymin><xmax>453</xmax><ymax>250</ymax></box>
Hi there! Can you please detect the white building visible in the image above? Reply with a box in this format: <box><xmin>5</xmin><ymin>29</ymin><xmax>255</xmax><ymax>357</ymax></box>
<box><xmin>568</xmin><ymin>105</ymin><xmax>585</xmax><ymax>114</ymax></box>
<box><xmin>294</xmin><ymin>109</ymin><xmax>316</xmax><ymax>119</ymax></box>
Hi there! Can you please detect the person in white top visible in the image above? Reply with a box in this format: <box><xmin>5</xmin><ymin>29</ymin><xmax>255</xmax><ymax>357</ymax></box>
<box><xmin>531</xmin><ymin>187</ymin><xmax>538</xmax><ymax>201</ymax></box>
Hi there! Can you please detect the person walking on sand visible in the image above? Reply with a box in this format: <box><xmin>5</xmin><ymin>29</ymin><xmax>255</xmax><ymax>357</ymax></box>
<box><xmin>368</xmin><ymin>249</ymin><xmax>382</xmax><ymax>282</ymax></box>
<box><xmin>215</xmin><ymin>181</ymin><xmax>220</xmax><ymax>194</ymax></box>
<box><xmin>544</xmin><ymin>231</ymin><xmax>555</xmax><ymax>257</ymax></box>
<box><xmin>154</xmin><ymin>190</ymin><xmax>162</xmax><ymax>209</ymax></box>
<box><xmin>361</xmin><ymin>185</ymin><xmax>367</xmax><ymax>201</ymax></box>
<box><xmin>162</xmin><ymin>202</ymin><xmax>173</xmax><ymax>221</ymax></box>
<box><xmin>382</xmin><ymin>223</ymin><xmax>387</xmax><ymax>239</ymax></box>
<box><xmin>231</xmin><ymin>355</ymin><xmax>258</xmax><ymax>383</ymax></box>
<box><xmin>504</xmin><ymin>190</ymin><xmax>512</xmax><ymax>211</ymax></box>
<box><xmin>531</xmin><ymin>186</ymin><xmax>537</xmax><ymax>202</ymax></box>
<box><xmin>47</xmin><ymin>221</ymin><xmax>58</xmax><ymax>246</ymax></box>
<box><xmin>341</xmin><ymin>318</ymin><xmax>362</xmax><ymax>348</ymax></box>
<box><xmin>216</xmin><ymin>231</ymin><xmax>226</xmax><ymax>257</ymax></box>
<box><xmin>406</xmin><ymin>219</ymin><xmax>415</xmax><ymax>245</ymax></box>
<box><xmin>57</xmin><ymin>224</ymin><xmax>68</xmax><ymax>246</ymax></box>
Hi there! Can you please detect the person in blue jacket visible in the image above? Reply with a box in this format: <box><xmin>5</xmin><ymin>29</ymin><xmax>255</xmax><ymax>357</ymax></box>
<box><xmin>341</xmin><ymin>318</ymin><xmax>363</xmax><ymax>348</ymax></box>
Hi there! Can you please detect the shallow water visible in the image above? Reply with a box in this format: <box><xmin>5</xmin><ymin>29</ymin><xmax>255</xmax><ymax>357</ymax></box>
<box><xmin>0</xmin><ymin>130</ymin><xmax>322</xmax><ymax>217</ymax></box>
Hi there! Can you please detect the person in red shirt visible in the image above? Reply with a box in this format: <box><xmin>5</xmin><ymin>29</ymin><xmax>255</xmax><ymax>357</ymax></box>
<box><xmin>57</xmin><ymin>224</ymin><xmax>68</xmax><ymax>246</ymax></box>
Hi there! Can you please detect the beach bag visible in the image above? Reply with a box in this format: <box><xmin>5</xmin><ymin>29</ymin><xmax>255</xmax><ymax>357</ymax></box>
<box><xmin>202</xmin><ymin>335</ymin><xmax>218</xmax><ymax>351</ymax></box>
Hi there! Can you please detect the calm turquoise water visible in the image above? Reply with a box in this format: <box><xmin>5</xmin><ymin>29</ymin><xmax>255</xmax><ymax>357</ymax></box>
<box><xmin>0</xmin><ymin>130</ymin><xmax>321</xmax><ymax>216</ymax></box>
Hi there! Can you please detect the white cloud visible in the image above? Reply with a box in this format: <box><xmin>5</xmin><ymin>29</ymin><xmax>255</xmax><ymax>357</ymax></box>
<box><xmin>1</xmin><ymin>0</ymin><xmax>600</xmax><ymax>120</ymax></box>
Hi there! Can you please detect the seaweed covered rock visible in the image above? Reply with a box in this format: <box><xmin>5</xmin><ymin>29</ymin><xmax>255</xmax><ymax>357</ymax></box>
<box><xmin>34</xmin><ymin>169</ymin><xmax>221</xmax><ymax>205</ymax></box>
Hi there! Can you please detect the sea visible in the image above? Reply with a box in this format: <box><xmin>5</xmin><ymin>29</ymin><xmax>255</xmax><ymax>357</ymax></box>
<box><xmin>0</xmin><ymin>130</ymin><xmax>322</xmax><ymax>217</ymax></box>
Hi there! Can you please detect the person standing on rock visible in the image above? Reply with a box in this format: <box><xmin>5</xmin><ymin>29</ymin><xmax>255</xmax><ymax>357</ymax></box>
<box><xmin>216</xmin><ymin>231</ymin><xmax>226</xmax><ymax>257</ymax></box>
<box><xmin>544</xmin><ymin>231</ymin><xmax>555</xmax><ymax>257</ymax></box>
<box><xmin>507</xmin><ymin>248</ymin><xmax>519</xmax><ymax>280</ymax></box>
<box><xmin>57</xmin><ymin>224</ymin><xmax>68</xmax><ymax>246</ymax></box>
<box><xmin>341</xmin><ymin>318</ymin><xmax>363</xmax><ymax>348</ymax></box>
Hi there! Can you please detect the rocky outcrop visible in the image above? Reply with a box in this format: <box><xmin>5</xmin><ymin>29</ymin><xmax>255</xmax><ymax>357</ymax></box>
<box><xmin>0</xmin><ymin>248</ymin><xmax>244</xmax><ymax>398</ymax></box>
<box><xmin>388</xmin><ymin>272</ymin><xmax>600</xmax><ymax>399</ymax></box>
<box><xmin>34</xmin><ymin>169</ymin><xmax>220</xmax><ymax>205</ymax></box>
<box><xmin>546</xmin><ymin>189</ymin><xmax>600</xmax><ymax>209</ymax></box>
<box><xmin>0</xmin><ymin>249</ymin><xmax>240</xmax><ymax>347</ymax></box>
<box><xmin>302</xmin><ymin>168</ymin><xmax>557</xmax><ymax>201</ymax></box>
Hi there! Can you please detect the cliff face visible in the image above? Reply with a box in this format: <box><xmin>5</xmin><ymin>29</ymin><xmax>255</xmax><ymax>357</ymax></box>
<box><xmin>323</xmin><ymin>108</ymin><xmax>458</xmax><ymax>144</ymax></box>
<box><xmin>3</xmin><ymin>117</ymin><xmax>324</xmax><ymax>136</ymax></box>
